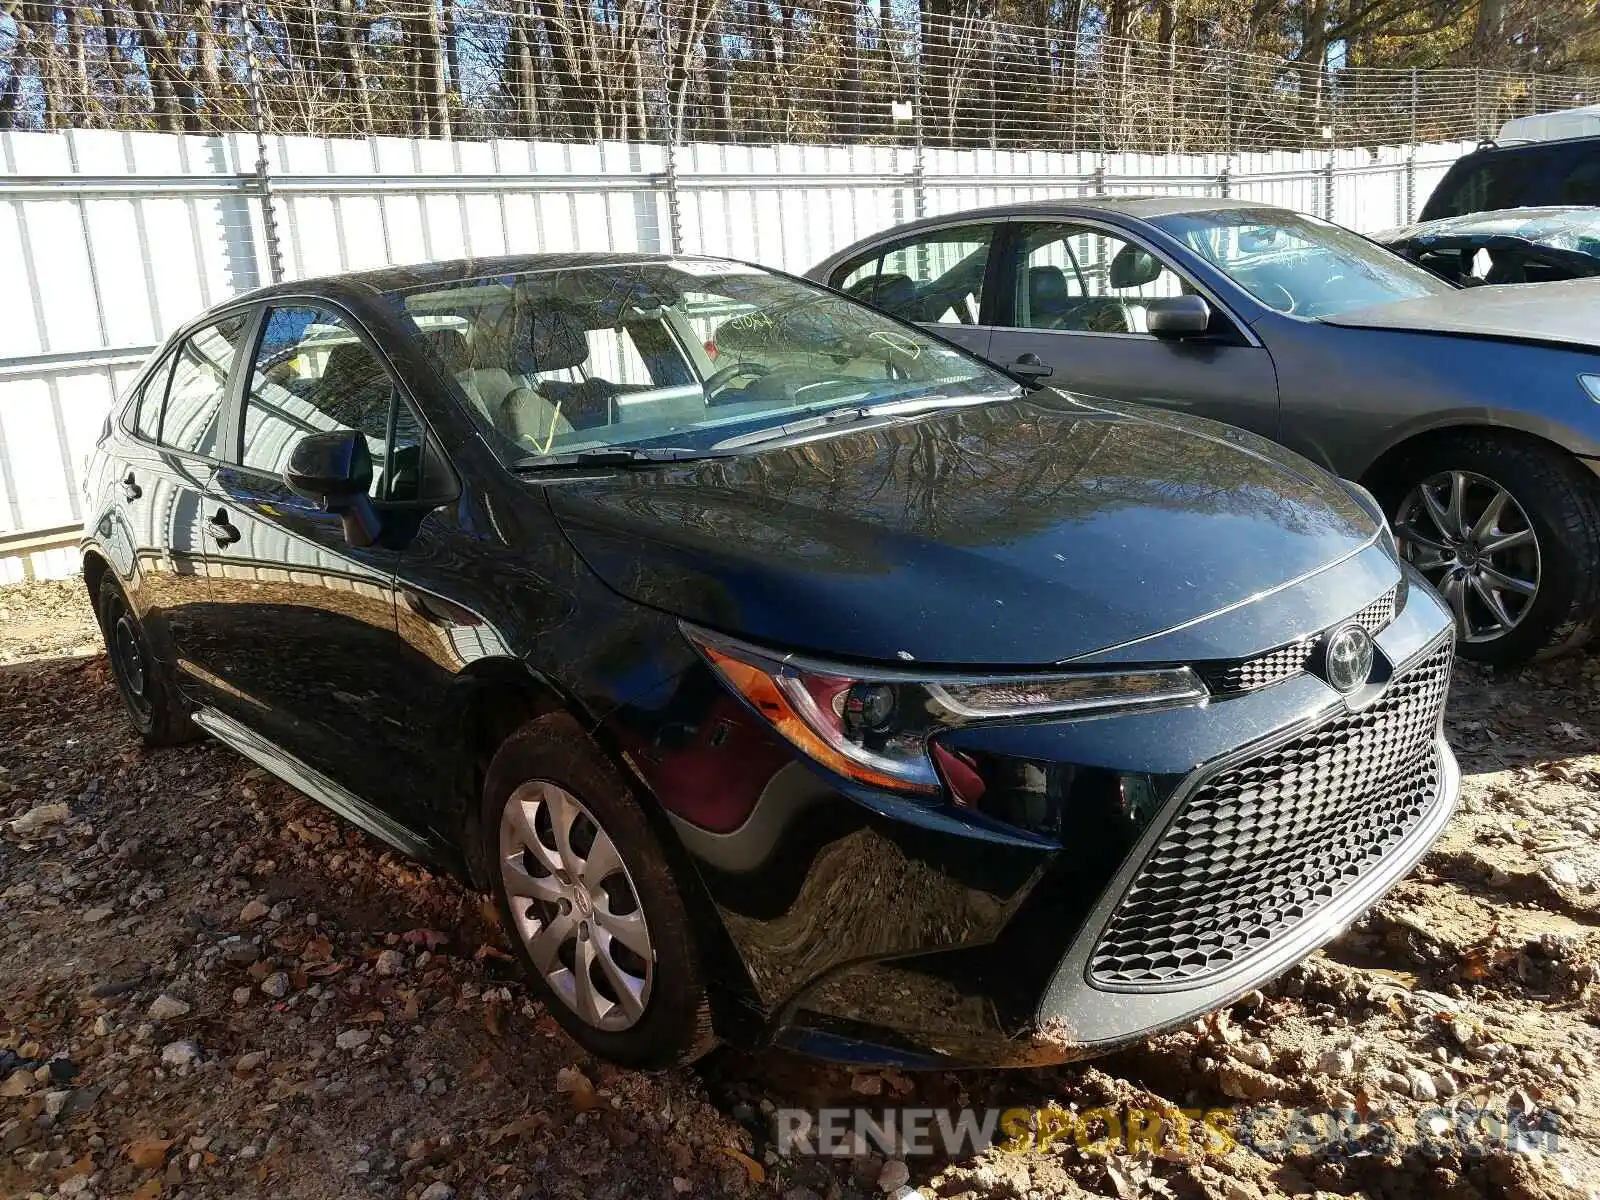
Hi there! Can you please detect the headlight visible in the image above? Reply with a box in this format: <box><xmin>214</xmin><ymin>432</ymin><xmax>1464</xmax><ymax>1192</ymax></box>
<box><xmin>684</xmin><ymin>625</ymin><xmax>1206</xmax><ymax>796</ymax></box>
<box><xmin>1581</xmin><ymin>374</ymin><xmax>1600</xmax><ymax>403</ymax></box>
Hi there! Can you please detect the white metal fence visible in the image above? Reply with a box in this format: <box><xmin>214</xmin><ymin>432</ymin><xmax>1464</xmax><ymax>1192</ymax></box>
<box><xmin>0</xmin><ymin>128</ymin><xmax>1477</xmax><ymax>581</ymax></box>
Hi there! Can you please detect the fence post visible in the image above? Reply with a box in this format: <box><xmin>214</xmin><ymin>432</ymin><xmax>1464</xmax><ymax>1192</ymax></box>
<box><xmin>912</xmin><ymin>27</ymin><xmax>927</xmax><ymax>220</ymax></box>
<box><xmin>657</xmin><ymin>4</ymin><xmax>685</xmax><ymax>255</ymax></box>
<box><xmin>1405</xmin><ymin>67</ymin><xmax>1418</xmax><ymax>222</ymax></box>
<box><xmin>242</xmin><ymin>4</ymin><xmax>284</xmax><ymax>285</ymax></box>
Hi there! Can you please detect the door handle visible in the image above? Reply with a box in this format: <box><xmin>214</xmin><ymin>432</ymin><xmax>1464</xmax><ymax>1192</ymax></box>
<box><xmin>121</xmin><ymin>471</ymin><xmax>141</xmax><ymax>501</ymax></box>
<box><xmin>204</xmin><ymin>509</ymin><xmax>240</xmax><ymax>547</ymax></box>
<box><xmin>1009</xmin><ymin>353</ymin><xmax>1054</xmax><ymax>384</ymax></box>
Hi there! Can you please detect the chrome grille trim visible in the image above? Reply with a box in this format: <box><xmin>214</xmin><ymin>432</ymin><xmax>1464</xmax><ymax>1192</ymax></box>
<box><xmin>1089</xmin><ymin>633</ymin><xmax>1452</xmax><ymax>991</ymax></box>
<box><xmin>1199</xmin><ymin>585</ymin><xmax>1399</xmax><ymax>697</ymax></box>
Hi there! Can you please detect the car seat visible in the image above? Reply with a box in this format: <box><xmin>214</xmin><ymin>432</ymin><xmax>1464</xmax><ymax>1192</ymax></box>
<box><xmin>513</xmin><ymin>307</ymin><xmax>617</xmax><ymax>433</ymax></box>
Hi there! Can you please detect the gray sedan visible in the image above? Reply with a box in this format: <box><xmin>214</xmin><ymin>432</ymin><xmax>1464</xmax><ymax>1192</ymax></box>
<box><xmin>808</xmin><ymin>197</ymin><xmax>1600</xmax><ymax>666</ymax></box>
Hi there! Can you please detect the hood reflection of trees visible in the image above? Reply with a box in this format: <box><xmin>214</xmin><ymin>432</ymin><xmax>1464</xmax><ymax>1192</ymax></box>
<box><xmin>583</xmin><ymin>401</ymin><xmax>1352</xmax><ymax>568</ymax></box>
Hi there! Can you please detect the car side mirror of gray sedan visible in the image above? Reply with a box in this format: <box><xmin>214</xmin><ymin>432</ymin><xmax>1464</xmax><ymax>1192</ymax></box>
<box><xmin>1146</xmin><ymin>295</ymin><xmax>1212</xmax><ymax>339</ymax></box>
<box><xmin>285</xmin><ymin>429</ymin><xmax>383</xmax><ymax>548</ymax></box>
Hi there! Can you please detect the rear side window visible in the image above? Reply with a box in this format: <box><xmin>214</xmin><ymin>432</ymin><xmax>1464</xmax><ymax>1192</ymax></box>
<box><xmin>241</xmin><ymin>304</ymin><xmax>438</xmax><ymax>502</ymax></box>
<box><xmin>830</xmin><ymin>224</ymin><xmax>995</xmax><ymax>325</ymax></box>
<box><xmin>161</xmin><ymin>316</ymin><xmax>250</xmax><ymax>457</ymax></box>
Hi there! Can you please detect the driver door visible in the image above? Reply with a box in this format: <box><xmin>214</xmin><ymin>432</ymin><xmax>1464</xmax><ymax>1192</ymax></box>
<box><xmin>826</xmin><ymin>222</ymin><xmax>1000</xmax><ymax>361</ymax></box>
<box><xmin>985</xmin><ymin>221</ymin><xmax>1280</xmax><ymax>440</ymax></box>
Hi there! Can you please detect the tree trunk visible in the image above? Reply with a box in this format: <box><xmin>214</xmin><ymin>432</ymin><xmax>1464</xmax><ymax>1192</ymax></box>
<box><xmin>421</xmin><ymin>0</ymin><xmax>452</xmax><ymax>138</ymax></box>
<box><xmin>193</xmin><ymin>0</ymin><xmax>224</xmax><ymax>129</ymax></box>
<box><xmin>336</xmin><ymin>0</ymin><xmax>374</xmax><ymax>135</ymax></box>
<box><xmin>505</xmin><ymin>10</ymin><xmax>540</xmax><ymax>139</ymax></box>
<box><xmin>129</xmin><ymin>0</ymin><xmax>187</xmax><ymax>132</ymax></box>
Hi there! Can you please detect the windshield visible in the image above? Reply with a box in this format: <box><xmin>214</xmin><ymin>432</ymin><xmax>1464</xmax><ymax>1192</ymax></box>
<box><xmin>385</xmin><ymin>260</ymin><xmax>1018</xmax><ymax>464</ymax></box>
<box><xmin>1149</xmin><ymin>209</ymin><xmax>1454</xmax><ymax>319</ymax></box>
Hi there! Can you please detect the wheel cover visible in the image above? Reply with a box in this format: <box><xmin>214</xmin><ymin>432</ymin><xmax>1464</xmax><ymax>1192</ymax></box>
<box><xmin>1394</xmin><ymin>469</ymin><xmax>1541</xmax><ymax>644</ymax></box>
<box><xmin>498</xmin><ymin>781</ymin><xmax>654</xmax><ymax>1032</ymax></box>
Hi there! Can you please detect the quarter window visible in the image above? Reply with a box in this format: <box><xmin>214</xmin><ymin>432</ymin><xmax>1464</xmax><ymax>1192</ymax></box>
<box><xmin>160</xmin><ymin>317</ymin><xmax>249</xmax><ymax>456</ymax></box>
<box><xmin>831</xmin><ymin>225</ymin><xmax>994</xmax><ymax>325</ymax></box>
<box><xmin>241</xmin><ymin>304</ymin><xmax>431</xmax><ymax>503</ymax></box>
<box><xmin>131</xmin><ymin>351</ymin><xmax>176</xmax><ymax>442</ymax></box>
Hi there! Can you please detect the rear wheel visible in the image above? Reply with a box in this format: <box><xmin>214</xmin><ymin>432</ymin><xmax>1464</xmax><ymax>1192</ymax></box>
<box><xmin>482</xmin><ymin>714</ymin><xmax>714</xmax><ymax>1067</ymax></box>
<box><xmin>96</xmin><ymin>576</ymin><xmax>197</xmax><ymax>745</ymax></box>
<box><xmin>1379</xmin><ymin>434</ymin><xmax>1600</xmax><ymax>666</ymax></box>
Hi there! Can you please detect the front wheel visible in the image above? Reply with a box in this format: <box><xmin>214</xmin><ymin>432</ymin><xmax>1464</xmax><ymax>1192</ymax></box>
<box><xmin>482</xmin><ymin>714</ymin><xmax>714</xmax><ymax>1068</ymax></box>
<box><xmin>1379</xmin><ymin>433</ymin><xmax>1600</xmax><ymax>666</ymax></box>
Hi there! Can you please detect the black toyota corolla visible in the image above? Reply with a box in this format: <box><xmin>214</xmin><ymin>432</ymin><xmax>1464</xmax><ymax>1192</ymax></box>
<box><xmin>79</xmin><ymin>253</ymin><xmax>1459</xmax><ymax>1069</ymax></box>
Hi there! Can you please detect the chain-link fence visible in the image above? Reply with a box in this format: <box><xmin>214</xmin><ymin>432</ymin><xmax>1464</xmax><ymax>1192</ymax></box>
<box><xmin>1</xmin><ymin>2</ymin><xmax>1596</xmax><ymax>150</ymax></box>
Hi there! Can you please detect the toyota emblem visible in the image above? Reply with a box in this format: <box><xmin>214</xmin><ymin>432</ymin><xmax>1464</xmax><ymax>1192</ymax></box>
<box><xmin>1323</xmin><ymin>624</ymin><xmax>1375</xmax><ymax>694</ymax></box>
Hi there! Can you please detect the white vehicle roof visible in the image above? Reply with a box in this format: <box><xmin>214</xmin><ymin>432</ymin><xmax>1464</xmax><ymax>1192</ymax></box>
<box><xmin>1497</xmin><ymin>103</ymin><xmax>1600</xmax><ymax>144</ymax></box>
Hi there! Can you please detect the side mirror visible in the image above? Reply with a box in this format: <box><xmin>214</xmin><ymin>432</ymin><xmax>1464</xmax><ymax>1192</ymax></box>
<box><xmin>284</xmin><ymin>429</ymin><xmax>382</xmax><ymax>547</ymax></box>
<box><xmin>1146</xmin><ymin>295</ymin><xmax>1212</xmax><ymax>339</ymax></box>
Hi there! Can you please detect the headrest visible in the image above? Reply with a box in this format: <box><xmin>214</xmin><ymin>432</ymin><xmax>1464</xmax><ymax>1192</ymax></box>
<box><xmin>1108</xmin><ymin>244</ymin><xmax>1163</xmax><ymax>289</ymax></box>
<box><xmin>321</xmin><ymin>340</ymin><xmax>379</xmax><ymax>384</ymax></box>
<box><xmin>1028</xmin><ymin>265</ymin><xmax>1070</xmax><ymax>312</ymax></box>
<box><xmin>421</xmin><ymin>326</ymin><xmax>471</xmax><ymax>376</ymax></box>
<box><xmin>517</xmin><ymin>306</ymin><xmax>590</xmax><ymax>374</ymax></box>
<box><xmin>848</xmin><ymin>272</ymin><xmax>918</xmax><ymax>316</ymax></box>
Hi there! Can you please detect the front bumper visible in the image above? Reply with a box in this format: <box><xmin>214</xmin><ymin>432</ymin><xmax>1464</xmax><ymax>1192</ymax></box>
<box><xmin>606</xmin><ymin>560</ymin><xmax>1460</xmax><ymax>1068</ymax></box>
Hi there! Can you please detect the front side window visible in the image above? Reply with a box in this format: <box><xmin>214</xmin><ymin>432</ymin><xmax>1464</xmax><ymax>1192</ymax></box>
<box><xmin>241</xmin><ymin>304</ymin><xmax>425</xmax><ymax>501</ymax></box>
<box><xmin>1150</xmin><ymin>208</ymin><xmax>1454</xmax><ymax>319</ymax></box>
<box><xmin>1014</xmin><ymin>223</ymin><xmax>1186</xmax><ymax>333</ymax></box>
<box><xmin>832</xmin><ymin>225</ymin><xmax>993</xmax><ymax>325</ymax></box>
<box><xmin>391</xmin><ymin>261</ymin><xmax>1018</xmax><ymax>465</ymax></box>
<box><xmin>161</xmin><ymin>316</ymin><xmax>249</xmax><ymax>456</ymax></box>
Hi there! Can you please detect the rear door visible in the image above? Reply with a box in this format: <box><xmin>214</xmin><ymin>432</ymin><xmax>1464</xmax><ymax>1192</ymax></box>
<box><xmin>984</xmin><ymin>220</ymin><xmax>1282</xmax><ymax>439</ymax></box>
<box><xmin>112</xmin><ymin>318</ymin><xmax>248</xmax><ymax>704</ymax></box>
<box><xmin>203</xmin><ymin>301</ymin><xmax>435</xmax><ymax>818</ymax></box>
<box><xmin>825</xmin><ymin>222</ymin><xmax>1001</xmax><ymax>360</ymax></box>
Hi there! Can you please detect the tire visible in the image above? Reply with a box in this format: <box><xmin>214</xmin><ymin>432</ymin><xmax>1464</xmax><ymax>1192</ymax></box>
<box><xmin>96</xmin><ymin>576</ymin><xmax>198</xmax><ymax>746</ymax></box>
<box><xmin>482</xmin><ymin>713</ymin><xmax>714</xmax><ymax>1068</ymax></box>
<box><xmin>1376</xmin><ymin>433</ymin><xmax>1600</xmax><ymax>667</ymax></box>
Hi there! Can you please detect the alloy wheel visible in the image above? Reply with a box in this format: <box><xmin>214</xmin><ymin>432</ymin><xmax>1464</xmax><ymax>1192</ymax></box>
<box><xmin>498</xmin><ymin>780</ymin><xmax>654</xmax><ymax>1031</ymax></box>
<box><xmin>1394</xmin><ymin>469</ymin><xmax>1541</xmax><ymax>644</ymax></box>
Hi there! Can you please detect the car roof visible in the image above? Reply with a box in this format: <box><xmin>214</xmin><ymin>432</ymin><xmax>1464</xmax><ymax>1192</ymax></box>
<box><xmin>1456</xmin><ymin>134</ymin><xmax>1600</xmax><ymax>159</ymax></box>
<box><xmin>227</xmin><ymin>251</ymin><xmax>737</xmax><ymax>306</ymax></box>
<box><xmin>918</xmin><ymin>195</ymin><xmax>1278</xmax><ymax>221</ymax></box>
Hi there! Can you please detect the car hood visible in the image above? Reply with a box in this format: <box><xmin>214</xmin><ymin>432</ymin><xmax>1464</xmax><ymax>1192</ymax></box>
<box><xmin>547</xmin><ymin>396</ymin><xmax>1377</xmax><ymax>666</ymax></box>
<box><xmin>1324</xmin><ymin>278</ymin><xmax>1600</xmax><ymax>349</ymax></box>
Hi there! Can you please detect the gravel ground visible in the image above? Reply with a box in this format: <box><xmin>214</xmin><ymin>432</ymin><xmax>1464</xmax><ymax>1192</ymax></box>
<box><xmin>6</xmin><ymin>576</ymin><xmax>1600</xmax><ymax>1200</ymax></box>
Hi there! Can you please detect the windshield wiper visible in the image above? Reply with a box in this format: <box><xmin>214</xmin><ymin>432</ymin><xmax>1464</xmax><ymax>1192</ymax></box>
<box><xmin>511</xmin><ymin>446</ymin><xmax>725</xmax><ymax>470</ymax></box>
<box><xmin>711</xmin><ymin>406</ymin><xmax>874</xmax><ymax>451</ymax></box>
<box><xmin>711</xmin><ymin>389</ymin><xmax>1015</xmax><ymax>452</ymax></box>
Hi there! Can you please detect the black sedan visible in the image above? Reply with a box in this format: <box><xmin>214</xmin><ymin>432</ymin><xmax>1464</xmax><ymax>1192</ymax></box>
<box><xmin>81</xmin><ymin>253</ymin><xmax>1458</xmax><ymax>1069</ymax></box>
<box><xmin>810</xmin><ymin>199</ymin><xmax>1600</xmax><ymax>666</ymax></box>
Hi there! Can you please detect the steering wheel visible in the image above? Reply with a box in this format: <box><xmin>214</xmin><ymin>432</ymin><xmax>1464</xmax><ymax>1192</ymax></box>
<box><xmin>703</xmin><ymin>361</ymin><xmax>774</xmax><ymax>398</ymax></box>
<box><xmin>1256</xmin><ymin>281</ymin><xmax>1298</xmax><ymax>314</ymax></box>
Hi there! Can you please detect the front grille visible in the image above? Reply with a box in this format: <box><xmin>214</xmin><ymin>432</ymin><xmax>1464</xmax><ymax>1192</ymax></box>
<box><xmin>1199</xmin><ymin>586</ymin><xmax>1399</xmax><ymax>697</ymax></box>
<box><xmin>1089</xmin><ymin>635</ymin><xmax>1452</xmax><ymax>990</ymax></box>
